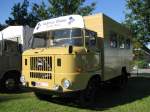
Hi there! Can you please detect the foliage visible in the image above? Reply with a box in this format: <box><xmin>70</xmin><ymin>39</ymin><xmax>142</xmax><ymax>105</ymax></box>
<box><xmin>5</xmin><ymin>0</ymin><xmax>96</xmax><ymax>27</ymax></box>
<box><xmin>132</xmin><ymin>60</ymin><xmax>148</xmax><ymax>68</ymax></box>
<box><xmin>0</xmin><ymin>24</ymin><xmax>7</xmax><ymax>31</ymax></box>
<box><xmin>31</xmin><ymin>1</ymin><xmax>50</xmax><ymax>21</ymax></box>
<box><xmin>32</xmin><ymin>0</ymin><xmax>96</xmax><ymax>21</ymax></box>
<box><xmin>5</xmin><ymin>0</ymin><xmax>37</xmax><ymax>27</ymax></box>
<box><xmin>124</xmin><ymin>0</ymin><xmax>150</xmax><ymax>45</ymax></box>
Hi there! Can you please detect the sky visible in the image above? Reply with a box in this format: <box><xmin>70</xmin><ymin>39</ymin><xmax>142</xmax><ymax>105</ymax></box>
<box><xmin>0</xmin><ymin>0</ymin><xmax>126</xmax><ymax>24</ymax></box>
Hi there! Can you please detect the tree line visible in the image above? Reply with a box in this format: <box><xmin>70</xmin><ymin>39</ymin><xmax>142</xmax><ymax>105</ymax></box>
<box><xmin>1</xmin><ymin>0</ymin><xmax>96</xmax><ymax>28</ymax></box>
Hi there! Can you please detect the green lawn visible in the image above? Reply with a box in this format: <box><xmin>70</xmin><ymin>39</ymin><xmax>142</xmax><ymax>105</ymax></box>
<box><xmin>1</xmin><ymin>76</ymin><xmax>150</xmax><ymax>112</ymax></box>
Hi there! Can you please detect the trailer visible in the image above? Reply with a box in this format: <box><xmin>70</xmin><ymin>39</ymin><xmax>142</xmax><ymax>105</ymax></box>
<box><xmin>0</xmin><ymin>26</ymin><xmax>33</xmax><ymax>91</ymax></box>
<box><xmin>21</xmin><ymin>14</ymin><xmax>132</xmax><ymax>102</ymax></box>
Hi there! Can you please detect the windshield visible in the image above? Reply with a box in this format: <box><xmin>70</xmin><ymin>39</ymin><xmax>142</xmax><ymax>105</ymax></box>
<box><xmin>32</xmin><ymin>28</ymin><xmax>83</xmax><ymax>48</ymax></box>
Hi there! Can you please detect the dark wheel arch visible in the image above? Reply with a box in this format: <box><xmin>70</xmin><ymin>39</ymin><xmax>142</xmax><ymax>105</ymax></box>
<box><xmin>0</xmin><ymin>70</ymin><xmax>21</xmax><ymax>92</ymax></box>
<box><xmin>79</xmin><ymin>74</ymin><xmax>101</xmax><ymax>105</ymax></box>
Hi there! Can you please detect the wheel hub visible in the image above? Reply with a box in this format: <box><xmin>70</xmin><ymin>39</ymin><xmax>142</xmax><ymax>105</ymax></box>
<box><xmin>5</xmin><ymin>78</ymin><xmax>15</xmax><ymax>89</ymax></box>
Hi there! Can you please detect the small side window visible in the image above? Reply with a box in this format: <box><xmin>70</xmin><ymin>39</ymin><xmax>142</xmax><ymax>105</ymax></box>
<box><xmin>110</xmin><ymin>32</ymin><xmax>117</xmax><ymax>48</ymax></box>
<box><xmin>126</xmin><ymin>39</ymin><xmax>130</xmax><ymax>49</ymax></box>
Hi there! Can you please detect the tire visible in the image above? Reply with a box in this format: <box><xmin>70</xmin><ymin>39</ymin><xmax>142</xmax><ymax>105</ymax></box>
<box><xmin>34</xmin><ymin>92</ymin><xmax>53</xmax><ymax>101</ymax></box>
<box><xmin>79</xmin><ymin>76</ymin><xmax>100</xmax><ymax>105</ymax></box>
<box><xmin>0</xmin><ymin>74</ymin><xmax>20</xmax><ymax>92</ymax></box>
<box><xmin>111</xmin><ymin>70</ymin><xmax>128</xmax><ymax>89</ymax></box>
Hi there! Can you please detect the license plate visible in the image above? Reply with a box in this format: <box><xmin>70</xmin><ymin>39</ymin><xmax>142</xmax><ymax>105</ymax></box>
<box><xmin>36</xmin><ymin>82</ymin><xmax>48</xmax><ymax>87</ymax></box>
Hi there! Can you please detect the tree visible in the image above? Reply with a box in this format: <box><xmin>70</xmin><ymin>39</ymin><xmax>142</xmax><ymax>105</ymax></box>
<box><xmin>0</xmin><ymin>23</ymin><xmax>7</xmax><ymax>31</ymax></box>
<box><xmin>32</xmin><ymin>1</ymin><xmax>50</xmax><ymax>21</ymax></box>
<box><xmin>124</xmin><ymin>0</ymin><xmax>150</xmax><ymax>45</ymax></box>
<box><xmin>32</xmin><ymin>0</ymin><xmax>96</xmax><ymax>21</ymax></box>
<box><xmin>5</xmin><ymin>0</ymin><xmax>96</xmax><ymax>27</ymax></box>
<box><xmin>5</xmin><ymin>0</ymin><xmax>37</xmax><ymax>27</ymax></box>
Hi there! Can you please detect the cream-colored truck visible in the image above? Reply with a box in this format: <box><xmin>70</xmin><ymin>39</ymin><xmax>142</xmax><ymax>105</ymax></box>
<box><xmin>0</xmin><ymin>26</ymin><xmax>33</xmax><ymax>92</ymax></box>
<box><xmin>21</xmin><ymin>14</ymin><xmax>132</xmax><ymax>101</ymax></box>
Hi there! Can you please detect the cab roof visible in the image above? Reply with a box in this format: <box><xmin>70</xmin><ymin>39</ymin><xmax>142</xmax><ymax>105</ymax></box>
<box><xmin>33</xmin><ymin>15</ymin><xmax>84</xmax><ymax>34</ymax></box>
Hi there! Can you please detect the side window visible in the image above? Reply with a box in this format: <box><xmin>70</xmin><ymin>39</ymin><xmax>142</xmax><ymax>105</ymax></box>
<box><xmin>89</xmin><ymin>32</ymin><xmax>96</xmax><ymax>46</ymax></box>
<box><xmin>119</xmin><ymin>36</ymin><xmax>125</xmax><ymax>49</ymax></box>
<box><xmin>85</xmin><ymin>30</ymin><xmax>96</xmax><ymax>47</ymax></box>
<box><xmin>126</xmin><ymin>39</ymin><xmax>130</xmax><ymax>49</ymax></box>
<box><xmin>110</xmin><ymin>32</ymin><xmax>117</xmax><ymax>48</ymax></box>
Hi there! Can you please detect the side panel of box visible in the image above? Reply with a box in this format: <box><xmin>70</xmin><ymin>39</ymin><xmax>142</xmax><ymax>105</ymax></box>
<box><xmin>102</xmin><ymin>14</ymin><xmax>133</xmax><ymax>81</ymax></box>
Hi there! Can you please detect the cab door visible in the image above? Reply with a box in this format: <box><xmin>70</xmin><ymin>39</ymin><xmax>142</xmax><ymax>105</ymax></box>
<box><xmin>84</xmin><ymin>30</ymin><xmax>101</xmax><ymax>72</ymax></box>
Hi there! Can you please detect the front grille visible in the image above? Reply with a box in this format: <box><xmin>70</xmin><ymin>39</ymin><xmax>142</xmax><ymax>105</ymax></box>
<box><xmin>30</xmin><ymin>72</ymin><xmax>52</xmax><ymax>79</ymax></box>
<box><xmin>30</xmin><ymin>57</ymin><xmax>52</xmax><ymax>71</ymax></box>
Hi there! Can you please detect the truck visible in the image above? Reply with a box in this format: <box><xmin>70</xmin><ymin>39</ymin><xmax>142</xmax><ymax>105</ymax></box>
<box><xmin>21</xmin><ymin>14</ymin><xmax>132</xmax><ymax>102</ymax></box>
<box><xmin>0</xmin><ymin>26</ymin><xmax>33</xmax><ymax>92</ymax></box>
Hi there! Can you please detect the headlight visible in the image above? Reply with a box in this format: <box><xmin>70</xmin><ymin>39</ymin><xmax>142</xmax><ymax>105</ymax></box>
<box><xmin>20</xmin><ymin>75</ymin><xmax>26</xmax><ymax>85</ymax></box>
<box><xmin>62</xmin><ymin>79</ymin><xmax>71</xmax><ymax>89</ymax></box>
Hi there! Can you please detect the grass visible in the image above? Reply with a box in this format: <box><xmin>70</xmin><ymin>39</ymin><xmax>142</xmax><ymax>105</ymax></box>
<box><xmin>1</xmin><ymin>75</ymin><xmax>150</xmax><ymax>112</ymax></box>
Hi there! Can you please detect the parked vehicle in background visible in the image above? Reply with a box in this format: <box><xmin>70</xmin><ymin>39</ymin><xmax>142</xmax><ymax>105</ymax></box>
<box><xmin>0</xmin><ymin>26</ymin><xmax>33</xmax><ymax>92</ymax></box>
<box><xmin>21</xmin><ymin>14</ymin><xmax>132</xmax><ymax>102</ymax></box>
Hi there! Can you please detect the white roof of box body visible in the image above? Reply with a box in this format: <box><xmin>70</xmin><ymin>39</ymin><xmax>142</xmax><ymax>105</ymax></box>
<box><xmin>1</xmin><ymin>26</ymin><xmax>23</xmax><ymax>40</ymax></box>
<box><xmin>34</xmin><ymin>15</ymin><xmax>84</xmax><ymax>34</ymax></box>
<box><xmin>0</xmin><ymin>26</ymin><xmax>33</xmax><ymax>49</ymax></box>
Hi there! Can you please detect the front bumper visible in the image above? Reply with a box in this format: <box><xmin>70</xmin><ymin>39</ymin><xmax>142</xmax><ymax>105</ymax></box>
<box><xmin>23</xmin><ymin>84</ymin><xmax>82</xmax><ymax>97</ymax></box>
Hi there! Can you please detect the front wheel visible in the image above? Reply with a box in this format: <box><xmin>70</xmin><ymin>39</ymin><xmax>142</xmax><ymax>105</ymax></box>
<box><xmin>79</xmin><ymin>76</ymin><xmax>100</xmax><ymax>105</ymax></box>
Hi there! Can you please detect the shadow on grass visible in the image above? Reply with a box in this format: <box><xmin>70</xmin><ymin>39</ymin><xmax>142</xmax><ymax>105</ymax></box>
<box><xmin>0</xmin><ymin>88</ymin><xmax>32</xmax><ymax>103</ymax></box>
<box><xmin>0</xmin><ymin>87</ymin><xmax>32</xmax><ymax>94</ymax></box>
<box><xmin>46</xmin><ymin>76</ymin><xmax>150</xmax><ymax>111</ymax></box>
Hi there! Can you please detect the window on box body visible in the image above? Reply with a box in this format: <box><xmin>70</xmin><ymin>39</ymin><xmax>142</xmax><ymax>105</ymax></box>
<box><xmin>126</xmin><ymin>39</ymin><xmax>130</xmax><ymax>49</ymax></box>
<box><xmin>110</xmin><ymin>32</ymin><xmax>117</xmax><ymax>48</ymax></box>
<box><xmin>119</xmin><ymin>36</ymin><xmax>125</xmax><ymax>49</ymax></box>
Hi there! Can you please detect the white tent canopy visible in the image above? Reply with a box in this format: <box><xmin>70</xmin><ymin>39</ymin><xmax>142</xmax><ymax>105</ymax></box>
<box><xmin>1</xmin><ymin>26</ymin><xmax>23</xmax><ymax>39</ymax></box>
<box><xmin>0</xmin><ymin>26</ymin><xmax>24</xmax><ymax>44</ymax></box>
<box><xmin>0</xmin><ymin>26</ymin><xmax>33</xmax><ymax>51</ymax></box>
